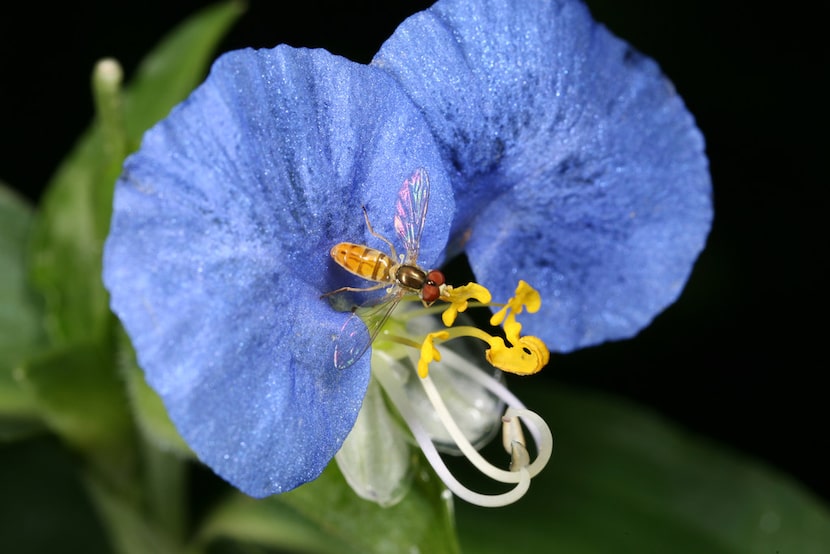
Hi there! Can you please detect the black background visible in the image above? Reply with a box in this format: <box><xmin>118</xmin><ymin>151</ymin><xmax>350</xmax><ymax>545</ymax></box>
<box><xmin>2</xmin><ymin>0</ymin><xmax>825</xmax><ymax>508</ymax></box>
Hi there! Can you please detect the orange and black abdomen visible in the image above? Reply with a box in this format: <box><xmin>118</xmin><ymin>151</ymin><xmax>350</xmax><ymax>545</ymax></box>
<box><xmin>330</xmin><ymin>242</ymin><xmax>395</xmax><ymax>283</ymax></box>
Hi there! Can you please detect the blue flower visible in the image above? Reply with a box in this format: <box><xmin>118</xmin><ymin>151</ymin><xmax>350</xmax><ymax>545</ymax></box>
<box><xmin>373</xmin><ymin>0</ymin><xmax>712</xmax><ymax>351</ymax></box>
<box><xmin>104</xmin><ymin>0</ymin><xmax>711</xmax><ymax>500</ymax></box>
<box><xmin>104</xmin><ymin>46</ymin><xmax>455</xmax><ymax>495</ymax></box>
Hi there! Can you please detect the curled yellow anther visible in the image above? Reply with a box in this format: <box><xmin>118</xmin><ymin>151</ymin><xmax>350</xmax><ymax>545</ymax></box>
<box><xmin>484</xmin><ymin>335</ymin><xmax>549</xmax><ymax>376</ymax></box>
<box><xmin>418</xmin><ymin>331</ymin><xmax>450</xmax><ymax>378</ymax></box>
<box><xmin>485</xmin><ymin>281</ymin><xmax>548</xmax><ymax>374</ymax></box>
<box><xmin>439</xmin><ymin>282</ymin><xmax>492</xmax><ymax>327</ymax></box>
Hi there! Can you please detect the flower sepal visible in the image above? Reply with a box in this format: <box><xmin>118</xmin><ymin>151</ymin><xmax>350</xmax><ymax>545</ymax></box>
<box><xmin>335</xmin><ymin>377</ymin><xmax>413</xmax><ymax>507</ymax></box>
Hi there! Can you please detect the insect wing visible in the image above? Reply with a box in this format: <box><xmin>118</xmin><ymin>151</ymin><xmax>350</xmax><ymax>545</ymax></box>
<box><xmin>393</xmin><ymin>168</ymin><xmax>430</xmax><ymax>265</ymax></box>
<box><xmin>333</xmin><ymin>289</ymin><xmax>404</xmax><ymax>369</ymax></box>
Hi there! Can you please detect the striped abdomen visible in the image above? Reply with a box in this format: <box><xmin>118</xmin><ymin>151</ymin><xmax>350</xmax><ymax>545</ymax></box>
<box><xmin>330</xmin><ymin>242</ymin><xmax>395</xmax><ymax>283</ymax></box>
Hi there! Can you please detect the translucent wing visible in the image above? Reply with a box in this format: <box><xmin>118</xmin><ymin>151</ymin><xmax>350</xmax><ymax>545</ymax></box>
<box><xmin>333</xmin><ymin>289</ymin><xmax>405</xmax><ymax>370</ymax></box>
<box><xmin>394</xmin><ymin>167</ymin><xmax>430</xmax><ymax>264</ymax></box>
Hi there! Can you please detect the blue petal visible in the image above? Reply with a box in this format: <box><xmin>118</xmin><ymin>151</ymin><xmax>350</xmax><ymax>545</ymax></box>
<box><xmin>374</xmin><ymin>0</ymin><xmax>712</xmax><ymax>351</ymax></box>
<box><xmin>103</xmin><ymin>45</ymin><xmax>452</xmax><ymax>496</ymax></box>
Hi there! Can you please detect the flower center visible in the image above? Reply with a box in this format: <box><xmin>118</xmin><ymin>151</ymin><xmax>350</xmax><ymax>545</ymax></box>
<box><xmin>420</xmin><ymin>279</ymin><xmax>550</xmax><ymax>378</ymax></box>
<box><xmin>338</xmin><ymin>279</ymin><xmax>553</xmax><ymax>507</ymax></box>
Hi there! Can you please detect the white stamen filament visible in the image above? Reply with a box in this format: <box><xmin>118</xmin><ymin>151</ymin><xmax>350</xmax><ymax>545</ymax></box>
<box><xmin>423</xmin><ymin>345</ymin><xmax>552</xmax><ymax>477</ymax></box>
<box><xmin>373</xmin><ymin>350</ymin><xmax>553</xmax><ymax>507</ymax></box>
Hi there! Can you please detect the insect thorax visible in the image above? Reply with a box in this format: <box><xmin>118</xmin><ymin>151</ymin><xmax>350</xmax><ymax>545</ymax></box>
<box><xmin>396</xmin><ymin>265</ymin><xmax>427</xmax><ymax>291</ymax></box>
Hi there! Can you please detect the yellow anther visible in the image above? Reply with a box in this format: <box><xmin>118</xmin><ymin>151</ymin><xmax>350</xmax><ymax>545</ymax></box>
<box><xmin>514</xmin><ymin>280</ymin><xmax>542</xmax><ymax>313</ymax></box>
<box><xmin>439</xmin><ymin>282</ymin><xmax>492</xmax><ymax>327</ymax></box>
<box><xmin>484</xmin><ymin>335</ymin><xmax>549</xmax><ymax>376</ymax></box>
<box><xmin>490</xmin><ymin>280</ymin><xmax>541</xmax><ymax>327</ymax></box>
<box><xmin>502</xmin><ymin>315</ymin><xmax>523</xmax><ymax>345</ymax></box>
<box><xmin>415</xmin><ymin>280</ymin><xmax>548</xmax><ymax>377</ymax></box>
<box><xmin>418</xmin><ymin>331</ymin><xmax>450</xmax><ymax>378</ymax></box>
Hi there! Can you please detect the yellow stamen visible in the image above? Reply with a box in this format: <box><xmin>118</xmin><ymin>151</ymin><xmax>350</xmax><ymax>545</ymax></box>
<box><xmin>439</xmin><ymin>282</ymin><xmax>492</xmax><ymax>326</ymax></box>
<box><xmin>490</xmin><ymin>280</ymin><xmax>541</xmax><ymax>327</ymax></box>
<box><xmin>416</xmin><ymin>280</ymin><xmax>550</xmax><ymax>377</ymax></box>
<box><xmin>418</xmin><ymin>331</ymin><xmax>449</xmax><ymax>378</ymax></box>
<box><xmin>485</xmin><ymin>335</ymin><xmax>550</xmax><ymax>376</ymax></box>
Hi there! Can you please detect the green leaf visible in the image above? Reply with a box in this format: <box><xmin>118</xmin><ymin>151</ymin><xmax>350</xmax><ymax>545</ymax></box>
<box><xmin>18</xmin><ymin>334</ymin><xmax>193</xmax><ymax>553</ymax></box>
<box><xmin>455</xmin><ymin>382</ymin><xmax>830</xmax><ymax>553</ymax></box>
<box><xmin>0</xmin><ymin>185</ymin><xmax>45</xmax><ymax>364</ymax></box>
<box><xmin>18</xmin><ymin>337</ymin><xmax>137</xmax><ymax>487</ymax></box>
<box><xmin>0</xmin><ymin>184</ymin><xmax>46</xmax><ymax>436</ymax></box>
<box><xmin>122</xmin><ymin>1</ymin><xmax>246</xmax><ymax>143</ymax></box>
<box><xmin>83</xmin><ymin>470</ymin><xmax>183</xmax><ymax>554</ymax></box>
<box><xmin>27</xmin><ymin>1</ymin><xmax>244</xmax><ymax>347</ymax></box>
<box><xmin>199</xmin><ymin>459</ymin><xmax>460</xmax><ymax>554</ymax></box>
<box><xmin>0</xmin><ymin>437</ymin><xmax>111</xmax><ymax>553</ymax></box>
<box><xmin>199</xmin><ymin>493</ymin><xmax>353</xmax><ymax>554</ymax></box>
<box><xmin>0</xmin><ymin>416</ymin><xmax>45</xmax><ymax>442</ymax></box>
<box><xmin>27</xmin><ymin>124</ymin><xmax>116</xmax><ymax>345</ymax></box>
<box><xmin>117</xmin><ymin>326</ymin><xmax>192</xmax><ymax>458</ymax></box>
<box><xmin>116</xmin><ymin>331</ymin><xmax>192</xmax><ymax>546</ymax></box>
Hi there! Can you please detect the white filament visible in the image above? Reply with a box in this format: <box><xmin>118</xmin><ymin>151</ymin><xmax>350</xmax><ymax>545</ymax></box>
<box><xmin>397</xmin><ymin>342</ymin><xmax>504</xmax><ymax>453</ymax></box>
<box><xmin>436</xmin><ymin>346</ymin><xmax>545</xmax><ymax>449</ymax></box>
<box><xmin>373</xmin><ymin>351</ymin><xmax>553</xmax><ymax>507</ymax></box>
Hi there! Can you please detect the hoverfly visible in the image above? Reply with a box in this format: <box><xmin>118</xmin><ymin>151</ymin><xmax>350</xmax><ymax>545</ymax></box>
<box><xmin>323</xmin><ymin>167</ymin><xmax>446</xmax><ymax>369</ymax></box>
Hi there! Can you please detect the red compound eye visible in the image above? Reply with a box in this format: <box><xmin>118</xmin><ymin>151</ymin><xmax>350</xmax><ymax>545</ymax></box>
<box><xmin>421</xmin><ymin>284</ymin><xmax>440</xmax><ymax>305</ymax></box>
<box><xmin>426</xmin><ymin>269</ymin><xmax>445</xmax><ymax>286</ymax></box>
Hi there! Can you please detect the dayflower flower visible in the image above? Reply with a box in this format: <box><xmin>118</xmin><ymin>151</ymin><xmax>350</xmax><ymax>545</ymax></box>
<box><xmin>373</xmin><ymin>0</ymin><xmax>712</xmax><ymax>351</ymax></box>
<box><xmin>103</xmin><ymin>0</ymin><xmax>711</xmax><ymax>507</ymax></box>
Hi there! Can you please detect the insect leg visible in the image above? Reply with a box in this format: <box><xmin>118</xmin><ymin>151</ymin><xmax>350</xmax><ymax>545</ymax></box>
<box><xmin>321</xmin><ymin>281</ymin><xmax>388</xmax><ymax>298</ymax></box>
<box><xmin>362</xmin><ymin>206</ymin><xmax>399</xmax><ymax>261</ymax></box>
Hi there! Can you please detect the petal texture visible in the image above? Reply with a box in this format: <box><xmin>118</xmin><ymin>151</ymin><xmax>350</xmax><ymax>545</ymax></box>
<box><xmin>374</xmin><ymin>0</ymin><xmax>713</xmax><ymax>351</ymax></box>
<box><xmin>104</xmin><ymin>45</ymin><xmax>452</xmax><ymax>496</ymax></box>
